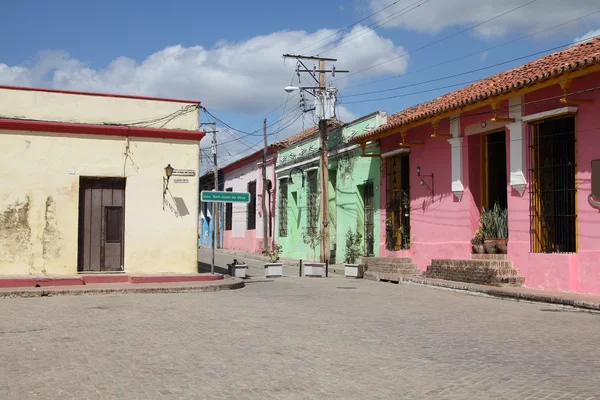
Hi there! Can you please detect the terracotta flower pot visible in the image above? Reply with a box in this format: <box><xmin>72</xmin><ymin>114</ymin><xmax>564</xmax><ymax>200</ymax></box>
<box><xmin>484</xmin><ymin>239</ymin><xmax>508</xmax><ymax>254</ymax></box>
<box><xmin>472</xmin><ymin>243</ymin><xmax>485</xmax><ymax>254</ymax></box>
<box><xmin>483</xmin><ymin>240</ymin><xmax>499</xmax><ymax>254</ymax></box>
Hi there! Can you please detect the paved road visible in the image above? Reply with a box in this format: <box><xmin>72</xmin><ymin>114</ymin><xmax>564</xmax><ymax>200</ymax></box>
<box><xmin>198</xmin><ymin>247</ymin><xmax>305</xmax><ymax>278</ymax></box>
<box><xmin>1</xmin><ymin>264</ymin><xmax>599</xmax><ymax>399</ymax></box>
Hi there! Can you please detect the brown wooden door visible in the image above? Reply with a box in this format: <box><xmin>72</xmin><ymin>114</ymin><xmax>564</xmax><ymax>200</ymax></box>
<box><xmin>78</xmin><ymin>178</ymin><xmax>125</xmax><ymax>272</ymax></box>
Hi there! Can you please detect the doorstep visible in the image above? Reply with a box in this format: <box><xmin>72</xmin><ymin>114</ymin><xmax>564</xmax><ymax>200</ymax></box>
<box><xmin>0</xmin><ymin>273</ymin><xmax>223</xmax><ymax>289</ymax></box>
<box><xmin>0</xmin><ymin>277</ymin><xmax>244</xmax><ymax>298</ymax></box>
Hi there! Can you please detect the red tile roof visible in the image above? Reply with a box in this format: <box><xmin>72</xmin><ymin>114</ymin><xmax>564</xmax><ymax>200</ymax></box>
<box><xmin>353</xmin><ymin>37</ymin><xmax>600</xmax><ymax>142</ymax></box>
<box><xmin>220</xmin><ymin>120</ymin><xmax>342</xmax><ymax>173</ymax></box>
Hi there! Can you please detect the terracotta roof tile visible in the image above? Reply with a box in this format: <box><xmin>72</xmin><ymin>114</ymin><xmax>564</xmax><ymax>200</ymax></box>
<box><xmin>354</xmin><ymin>37</ymin><xmax>600</xmax><ymax>141</ymax></box>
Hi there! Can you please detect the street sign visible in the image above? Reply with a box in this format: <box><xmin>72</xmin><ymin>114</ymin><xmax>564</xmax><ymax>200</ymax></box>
<box><xmin>201</xmin><ymin>191</ymin><xmax>251</xmax><ymax>203</ymax></box>
<box><xmin>173</xmin><ymin>169</ymin><xmax>195</xmax><ymax>176</ymax></box>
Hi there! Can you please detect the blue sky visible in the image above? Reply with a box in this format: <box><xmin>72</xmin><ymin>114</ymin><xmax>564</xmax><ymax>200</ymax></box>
<box><xmin>1</xmin><ymin>0</ymin><xmax>599</xmax><ymax>167</ymax></box>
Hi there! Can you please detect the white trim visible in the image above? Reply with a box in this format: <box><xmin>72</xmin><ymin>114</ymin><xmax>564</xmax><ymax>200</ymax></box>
<box><xmin>381</xmin><ymin>148</ymin><xmax>410</xmax><ymax>158</ymax></box>
<box><xmin>305</xmin><ymin>166</ymin><xmax>319</xmax><ymax>172</ymax></box>
<box><xmin>276</xmin><ymin>156</ymin><xmax>319</xmax><ymax>175</ymax></box>
<box><xmin>448</xmin><ymin>131</ymin><xmax>464</xmax><ymax>201</ymax></box>
<box><xmin>521</xmin><ymin>106</ymin><xmax>578</xmax><ymax>123</ymax></box>
<box><xmin>508</xmin><ymin>96</ymin><xmax>527</xmax><ymax>197</ymax></box>
<box><xmin>464</xmin><ymin>120</ymin><xmax>507</xmax><ymax>136</ymax></box>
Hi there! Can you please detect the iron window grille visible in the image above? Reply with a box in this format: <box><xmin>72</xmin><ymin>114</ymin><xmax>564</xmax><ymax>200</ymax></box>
<box><xmin>247</xmin><ymin>181</ymin><xmax>257</xmax><ymax>230</ymax></box>
<box><xmin>307</xmin><ymin>170</ymin><xmax>319</xmax><ymax>235</ymax></box>
<box><xmin>278</xmin><ymin>178</ymin><xmax>289</xmax><ymax>237</ymax></box>
<box><xmin>528</xmin><ymin>115</ymin><xmax>577</xmax><ymax>254</ymax></box>
<box><xmin>385</xmin><ymin>154</ymin><xmax>411</xmax><ymax>250</ymax></box>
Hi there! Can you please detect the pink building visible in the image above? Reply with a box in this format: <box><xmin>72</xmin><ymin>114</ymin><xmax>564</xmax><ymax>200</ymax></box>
<box><xmin>353</xmin><ymin>38</ymin><xmax>600</xmax><ymax>295</ymax></box>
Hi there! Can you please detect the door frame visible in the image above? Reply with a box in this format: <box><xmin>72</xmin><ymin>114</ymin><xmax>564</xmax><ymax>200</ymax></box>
<box><xmin>77</xmin><ymin>177</ymin><xmax>126</xmax><ymax>273</ymax></box>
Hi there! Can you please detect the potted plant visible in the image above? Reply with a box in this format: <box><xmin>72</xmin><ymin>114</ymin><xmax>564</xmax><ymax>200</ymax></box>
<box><xmin>471</xmin><ymin>227</ymin><xmax>485</xmax><ymax>254</ymax></box>
<box><xmin>481</xmin><ymin>203</ymin><xmax>508</xmax><ymax>254</ymax></box>
<box><xmin>263</xmin><ymin>244</ymin><xmax>283</xmax><ymax>278</ymax></box>
<box><xmin>344</xmin><ymin>229</ymin><xmax>364</xmax><ymax>278</ymax></box>
<box><xmin>301</xmin><ymin>228</ymin><xmax>325</xmax><ymax>277</ymax></box>
<box><xmin>227</xmin><ymin>258</ymin><xmax>248</xmax><ymax>278</ymax></box>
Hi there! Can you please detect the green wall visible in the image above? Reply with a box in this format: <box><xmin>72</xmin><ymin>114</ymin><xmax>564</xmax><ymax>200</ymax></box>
<box><xmin>275</xmin><ymin>112</ymin><xmax>385</xmax><ymax>263</ymax></box>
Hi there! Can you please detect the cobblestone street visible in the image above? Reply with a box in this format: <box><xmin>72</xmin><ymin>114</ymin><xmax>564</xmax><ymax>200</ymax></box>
<box><xmin>1</xmin><ymin>271</ymin><xmax>599</xmax><ymax>399</ymax></box>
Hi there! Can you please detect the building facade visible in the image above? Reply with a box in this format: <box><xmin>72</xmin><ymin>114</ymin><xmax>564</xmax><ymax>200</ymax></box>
<box><xmin>352</xmin><ymin>38</ymin><xmax>600</xmax><ymax>295</ymax></box>
<box><xmin>275</xmin><ymin>112</ymin><xmax>387</xmax><ymax>263</ymax></box>
<box><xmin>0</xmin><ymin>86</ymin><xmax>204</xmax><ymax>275</ymax></box>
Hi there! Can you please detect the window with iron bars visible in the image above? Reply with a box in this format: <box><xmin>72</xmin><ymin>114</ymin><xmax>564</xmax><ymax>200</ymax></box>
<box><xmin>529</xmin><ymin>115</ymin><xmax>577</xmax><ymax>253</ymax></box>
<box><xmin>247</xmin><ymin>181</ymin><xmax>257</xmax><ymax>230</ymax></box>
<box><xmin>306</xmin><ymin>170</ymin><xmax>319</xmax><ymax>234</ymax></box>
<box><xmin>225</xmin><ymin>188</ymin><xmax>233</xmax><ymax>231</ymax></box>
<box><xmin>278</xmin><ymin>178</ymin><xmax>288</xmax><ymax>237</ymax></box>
<box><xmin>386</xmin><ymin>155</ymin><xmax>410</xmax><ymax>250</ymax></box>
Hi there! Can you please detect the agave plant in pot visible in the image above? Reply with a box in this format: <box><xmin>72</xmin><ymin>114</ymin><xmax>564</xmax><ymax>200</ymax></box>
<box><xmin>481</xmin><ymin>203</ymin><xmax>508</xmax><ymax>254</ymax></box>
<box><xmin>344</xmin><ymin>228</ymin><xmax>364</xmax><ymax>278</ymax></box>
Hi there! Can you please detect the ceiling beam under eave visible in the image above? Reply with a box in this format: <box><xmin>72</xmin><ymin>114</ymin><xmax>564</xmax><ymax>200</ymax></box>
<box><xmin>353</xmin><ymin>63</ymin><xmax>600</xmax><ymax>145</ymax></box>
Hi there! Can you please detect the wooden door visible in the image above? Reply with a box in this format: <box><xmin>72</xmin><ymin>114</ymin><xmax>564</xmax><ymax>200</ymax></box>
<box><xmin>78</xmin><ymin>178</ymin><xmax>125</xmax><ymax>272</ymax></box>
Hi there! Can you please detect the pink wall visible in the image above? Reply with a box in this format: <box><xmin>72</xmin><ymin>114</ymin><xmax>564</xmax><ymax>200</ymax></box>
<box><xmin>507</xmin><ymin>72</ymin><xmax>600</xmax><ymax>294</ymax></box>
<box><xmin>377</xmin><ymin>72</ymin><xmax>600</xmax><ymax>294</ymax></box>
<box><xmin>378</xmin><ymin>123</ymin><xmax>472</xmax><ymax>270</ymax></box>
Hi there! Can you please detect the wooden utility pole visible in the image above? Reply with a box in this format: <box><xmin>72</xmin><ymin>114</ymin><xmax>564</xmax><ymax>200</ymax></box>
<box><xmin>262</xmin><ymin>118</ymin><xmax>269</xmax><ymax>253</ymax></box>
<box><xmin>212</xmin><ymin>123</ymin><xmax>220</xmax><ymax>249</ymax></box>
<box><xmin>281</xmin><ymin>54</ymin><xmax>348</xmax><ymax>263</ymax></box>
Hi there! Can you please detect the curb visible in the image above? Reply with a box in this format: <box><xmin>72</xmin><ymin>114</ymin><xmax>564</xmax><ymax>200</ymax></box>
<box><xmin>0</xmin><ymin>278</ymin><xmax>244</xmax><ymax>299</ymax></box>
<box><xmin>400</xmin><ymin>277</ymin><xmax>600</xmax><ymax>311</ymax></box>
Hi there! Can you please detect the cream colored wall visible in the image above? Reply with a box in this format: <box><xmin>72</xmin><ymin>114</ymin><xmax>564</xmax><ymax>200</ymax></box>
<box><xmin>0</xmin><ymin>88</ymin><xmax>198</xmax><ymax>130</ymax></box>
<box><xmin>0</xmin><ymin>130</ymin><xmax>199</xmax><ymax>275</ymax></box>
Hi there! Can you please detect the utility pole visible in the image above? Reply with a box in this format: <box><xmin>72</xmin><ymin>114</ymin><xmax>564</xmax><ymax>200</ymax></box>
<box><xmin>282</xmin><ymin>54</ymin><xmax>348</xmax><ymax>263</ymax></box>
<box><xmin>201</xmin><ymin>122</ymin><xmax>218</xmax><ymax>273</ymax></box>
<box><xmin>262</xmin><ymin>118</ymin><xmax>269</xmax><ymax>253</ymax></box>
<box><xmin>212</xmin><ymin>123</ymin><xmax>220</xmax><ymax>250</ymax></box>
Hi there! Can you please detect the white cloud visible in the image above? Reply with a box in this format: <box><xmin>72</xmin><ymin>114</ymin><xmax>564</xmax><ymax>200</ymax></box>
<box><xmin>0</xmin><ymin>26</ymin><xmax>408</xmax><ymax>117</ymax></box>
<box><xmin>479</xmin><ymin>51</ymin><xmax>489</xmax><ymax>63</ymax></box>
<box><xmin>368</xmin><ymin>0</ymin><xmax>600</xmax><ymax>39</ymax></box>
<box><xmin>574</xmin><ymin>28</ymin><xmax>600</xmax><ymax>42</ymax></box>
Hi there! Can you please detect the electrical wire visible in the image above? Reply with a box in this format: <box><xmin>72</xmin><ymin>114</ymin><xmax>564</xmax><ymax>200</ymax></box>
<box><xmin>342</xmin><ymin>36</ymin><xmax>600</xmax><ymax>99</ymax></box>
<box><xmin>313</xmin><ymin>0</ymin><xmax>432</xmax><ymax>56</ymax></box>
<box><xmin>342</xmin><ymin>8</ymin><xmax>600</xmax><ymax>91</ymax></box>
<box><xmin>291</xmin><ymin>0</ymin><xmax>407</xmax><ymax>55</ymax></box>
<box><xmin>333</xmin><ymin>0</ymin><xmax>538</xmax><ymax>81</ymax></box>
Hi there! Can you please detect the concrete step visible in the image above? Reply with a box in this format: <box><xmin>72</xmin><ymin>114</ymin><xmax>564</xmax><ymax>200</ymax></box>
<box><xmin>363</xmin><ymin>257</ymin><xmax>413</xmax><ymax>265</ymax></box>
<box><xmin>493</xmin><ymin>275</ymin><xmax>526</xmax><ymax>285</ymax></box>
<box><xmin>363</xmin><ymin>263</ymin><xmax>419</xmax><ymax>273</ymax></box>
<box><xmin>431</xmin><ymin>259</ymin><xmax>513</xmax><ymax>268</ymax></box>
<box><xmin>471</xmin><ymin>254</ymin><xmax>509</xmax><ymax>261</ymax></box>
<box><xmin>364</xmin><ymin>271</ymin><xmax>419</xmax><ymax>283</ymax></box>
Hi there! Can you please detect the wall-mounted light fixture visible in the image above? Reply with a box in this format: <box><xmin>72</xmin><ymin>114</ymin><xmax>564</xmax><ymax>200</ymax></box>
<box><xmin>417</xmin><ymin>165</ymin><xmax>434</xmax><ymax>198</ymax></box>
<box><xmin>163</xmin><ymin>164</ymin><xmax>174</xmax><ymax>209</ymax></box>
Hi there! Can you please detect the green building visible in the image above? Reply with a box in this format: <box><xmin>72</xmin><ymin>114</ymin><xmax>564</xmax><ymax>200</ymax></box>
<box><xmin>274</xmin><ymin>111</ymin><xmax>387</xmax><ymax>263</ymax></box>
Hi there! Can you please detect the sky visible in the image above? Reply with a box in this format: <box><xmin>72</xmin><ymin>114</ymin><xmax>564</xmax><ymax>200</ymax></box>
<box><xmin>1</xmin><ymin>0</ymin><xmax>599</xmax><ymax>171</ymax></box>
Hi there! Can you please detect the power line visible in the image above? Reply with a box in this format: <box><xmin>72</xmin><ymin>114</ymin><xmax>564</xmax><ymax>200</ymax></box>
<box><xmin>316</xmin><ymin>0</ymin><xmax>433</xmax><ymax>55</ymax></box>
<box><xmin>333</xmin><ymin>0</ymin><xmax>538</xmax><ymax>81</ymax></box>
<box><xmin>342</xmin><ymin>37</ymin><xmax>600</xmax><ymax>99</ymax></box>
<box><xmin>291</xmin><ymin>0</ymin><xmax>406</xmax><ymax>55</ymax></box>
<box><xmin>342</xmin><ymin>9</ymin><xmax>600</xmax><ymax>91</ymax></box>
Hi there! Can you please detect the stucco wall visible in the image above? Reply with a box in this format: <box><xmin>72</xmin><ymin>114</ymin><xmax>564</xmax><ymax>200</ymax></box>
<box><xmin>0</xmin><ymin>131</ymin><xmax>200</xmax><ymax>275</ymax></box>
<box><xmin>222</xmin><ymin>158</ymin><xmax>275</xmax><ymax>253</ymax></box>
<box><xmin>0</xmin><ymin>87</ymin><xmax>198</xmax><ymax>130</ymax></box>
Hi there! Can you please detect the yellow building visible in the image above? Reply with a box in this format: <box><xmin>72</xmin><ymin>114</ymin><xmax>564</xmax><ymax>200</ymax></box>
<box><xmin>0</xmin><ymin>85</ymin><xmax>204</xmax><ymax>276</ymax></box>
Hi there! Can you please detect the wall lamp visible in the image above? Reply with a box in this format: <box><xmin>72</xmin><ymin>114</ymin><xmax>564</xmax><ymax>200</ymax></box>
<box><xmin>416</xmin><ymin>166</ymin><xmax>434</xmax><ymax>198</ymax></box>
<box><xmin>163</xmin><ymin>164</ymin><xmax>174</xmax><ymax>209</ymax></box>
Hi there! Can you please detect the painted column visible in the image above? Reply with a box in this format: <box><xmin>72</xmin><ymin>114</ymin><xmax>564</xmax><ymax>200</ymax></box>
<box><xmin>507</xmin><ymin>96</ymin><xmax>527</xmax><ymax>196</ymax></box>
<box><xmin>448</xmin><ymin>117</ymin><xmax>464</xmax><ymax>201</ymax></box>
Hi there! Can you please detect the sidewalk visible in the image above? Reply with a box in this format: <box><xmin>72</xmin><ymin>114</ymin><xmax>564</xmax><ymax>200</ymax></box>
<box><xmin>0</xmin><ymin>274</ymin><xmax>244</xmax><ymax>298</ymax></box>
<box><xmin>213</xmin><ymin>247</ymin><xmax>347</xmax><ymax>275</ymax></box>
<box><xmin>401</xmin><ymin>276</ymin><xmax>600</xmax><ymax>311</ymax></box>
